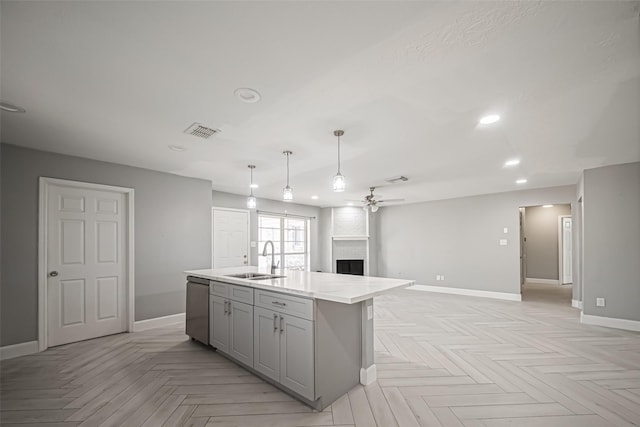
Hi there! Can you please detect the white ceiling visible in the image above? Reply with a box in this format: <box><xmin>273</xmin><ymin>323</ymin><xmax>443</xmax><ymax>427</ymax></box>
<box><xmin>2</xmin><ymin>1</ymin><xmax>639</xmax><ymax>207</ymax></box>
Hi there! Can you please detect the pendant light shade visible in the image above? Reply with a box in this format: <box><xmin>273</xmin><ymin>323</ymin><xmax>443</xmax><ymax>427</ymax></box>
<box><xmin>247</xmin><ymin>165</ymin><xmax>257</xmax><ymax>209</ymax></box>
<box><xmin>333</xmin><ymin>130</ymin><xmax>346</xmax><ymax>192</ymax></box>
<box><xmin>283</xmin><ymin>151</ymin><xmax>293</xmax><ymax>201</ymax></box>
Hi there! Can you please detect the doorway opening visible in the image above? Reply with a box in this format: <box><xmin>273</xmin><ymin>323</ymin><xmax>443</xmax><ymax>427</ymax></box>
<box><xmin>519</xmin><ymin>203</ymin><xmax>572</xmax><ymax>306</ymax></box>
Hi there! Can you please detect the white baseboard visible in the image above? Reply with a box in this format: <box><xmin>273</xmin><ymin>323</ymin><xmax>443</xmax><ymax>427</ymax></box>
<box><xmin>133</xmin><ymin>313</ymin><xmax>185</xmax><ymax>332</ymax></box>
<box><xmin>581</xmin><ymin>313</ymin><xmax>640</xmax><ymax>332</ymax></box>
<box><xmin>572</xmin><ymin>300</ymin><xmax>583</xmax><ymax>309</ymax></box>
<box><xmin>409</xmin><ymin>285</ymin><xmax>522</xmax><ymax>302</ymax></box>
<box><xmin>360</xmin><ymin>364</ymin><xmax>377</xmax><ymax>385</ymax></box>
<box><xmin>526</xmin><ymin>278</ymin><xmax>560</xmax><ymax>285</ymax></box>
<box><xmin>0</xmin><ymin>340</ymin><xmax>39</xmax><ymax>360</ymax></box>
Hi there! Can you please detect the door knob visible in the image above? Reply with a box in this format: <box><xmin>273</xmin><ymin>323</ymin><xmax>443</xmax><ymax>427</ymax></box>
<box><xmin>49</xmin><ymin>271</ymin><xmax>59</xmax><ymax>277</ymax></box>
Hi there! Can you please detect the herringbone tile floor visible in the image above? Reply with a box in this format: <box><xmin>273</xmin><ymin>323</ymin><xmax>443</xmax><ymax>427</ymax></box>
<box><xmin>2</xmin><ymin>284</ymin><xmax>639</xmax><ymax>426</ymax></box>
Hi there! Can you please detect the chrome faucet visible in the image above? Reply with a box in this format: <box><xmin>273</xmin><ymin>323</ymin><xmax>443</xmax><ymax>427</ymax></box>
<box><xmin>262</xmin><ymin>240</ymin><xmax>277</xmax><ymax>274</ymax></box>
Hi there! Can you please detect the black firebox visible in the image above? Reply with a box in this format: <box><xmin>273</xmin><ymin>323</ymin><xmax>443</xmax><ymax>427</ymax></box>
<box><xmin>336</xmin><ymin>259</ymin><xmax>364</xmax><ymax>276</ymax></box>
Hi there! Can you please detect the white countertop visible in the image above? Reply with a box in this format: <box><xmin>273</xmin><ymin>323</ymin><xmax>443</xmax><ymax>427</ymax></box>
<box><xmin>184</xmin><ymin>267</ymin><xmax>414</xmax><ymax>304</ymax></box>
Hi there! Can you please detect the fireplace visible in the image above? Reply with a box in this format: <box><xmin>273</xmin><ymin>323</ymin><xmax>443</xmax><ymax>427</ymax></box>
<box><xmin>336</xmin><ymin>259</ymin><xmax>364</xmax><ymax>276</ymax></box>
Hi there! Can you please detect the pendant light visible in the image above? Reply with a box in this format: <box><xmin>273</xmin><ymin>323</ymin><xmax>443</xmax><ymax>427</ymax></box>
<box><xmin>246</xmin><ymin>165</ymin><xmax>257</xmax><ymax>209</ymax></box>
<box><xmin>283</xmin><ymin>151</ymin><xmax>293</xmax><ymax>201</ymax></box>
<box><xmin>332</xmin><ymin>130</ymin><xmax>346</xmax><ymax>192</ymax></box>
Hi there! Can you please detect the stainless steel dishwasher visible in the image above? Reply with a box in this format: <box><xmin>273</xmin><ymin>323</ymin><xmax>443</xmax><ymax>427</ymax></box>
<box><xmin>186</xmin><ymin>276</ymin><xmax>209</xmax><ymax>345</ymax></box>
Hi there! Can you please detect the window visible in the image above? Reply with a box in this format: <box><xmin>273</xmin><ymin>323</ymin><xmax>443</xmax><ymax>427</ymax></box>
<box><xmin>258</xmin><ymin>214</ymin><xmax>309</xmax><ymax>271</ymax></box>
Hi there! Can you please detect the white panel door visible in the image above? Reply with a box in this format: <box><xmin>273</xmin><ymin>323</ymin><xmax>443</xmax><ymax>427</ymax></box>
<box><xmin>47</xmin><ymin>184</ymin><xmax>127</xmax><ymax>347</ymax></box>
<box><xmin>213</xmin><ymin>209</ymin><xmax>249</xmax><ymax>268</ymax></box>
<box><xmin>562</xmin><ymin>217</ymin><xmax>573</xmax><ymax>284</ymax></box>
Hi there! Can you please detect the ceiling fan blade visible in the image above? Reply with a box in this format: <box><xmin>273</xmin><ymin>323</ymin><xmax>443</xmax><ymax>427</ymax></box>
<box><xmin>378</xmin><ymin>198</ymin><xmax>404</xmax><ymax>203</ymax></box>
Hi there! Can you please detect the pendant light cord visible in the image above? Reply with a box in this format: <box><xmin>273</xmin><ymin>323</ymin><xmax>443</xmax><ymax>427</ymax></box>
<box><xmin>337</xmin><ymin>133</ymin><xmax>341</xmax><ymax>174</ymax></box>
<box><xmin>286</xmin><ymin>152</ymin><xmax>290</xmax><ymax>186</ymax></box>
<box><xmin>249</xmin><ymin>166</ymin><xmax>254</xmax><ymax>196</ymax></box>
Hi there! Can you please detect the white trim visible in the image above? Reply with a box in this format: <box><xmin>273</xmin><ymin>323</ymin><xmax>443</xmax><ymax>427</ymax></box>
<box><xmin>526</xmin><ymin>278</ymin><xmax>560</xmax><ymax>285</ymax></box>
<box><xmin>360</xmin><ymin>364</ymin><xmax>377</xmax><ymax>385</ymax></box>
<box><xmin>559</xmin><ymin>215</ymin><xmax>572</xmax><ymax>285</ymax></box>
<box><xmin>581</xmin><ymin>313</ymin><xmax>640</xmax><ymax>332</ymax></box>
<box><xmin>331</xmin><ymin>235</ymin><xmax>369</xmax><ymax>241</ymax></box>
<box><xmin>0</xmin><ymin>341</ymin><xmax>39</xmax><ymax>360</ymax></box>
<box><xmin>38</xmin><ymin>177</ymin><xmax>135</xmax><ymax>353</ymax></box>
<box><xmin>133</xmin><ymin>313</ymin><xmax>185</xmax><ymax>332</ymax></box>
<box><xmin>212</xmin><ymin>207</ymin><xmax>251</xmax><ymax>269</ymax></box>
<box><xmin>572</xmin><ymin>300</ymin><xmax>583</xmax><ymax>309</ymax></box>
<box><xmin>409</xmin><ymin>285</ymin><xmax>522</xmax><ymax>302</ymax></box>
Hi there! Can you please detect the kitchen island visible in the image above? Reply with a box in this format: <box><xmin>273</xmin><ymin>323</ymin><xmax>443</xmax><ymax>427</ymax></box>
<box><xmin>184</xmin><ymin>267</ymin><xmax>413</xmax><ymax>410</ymax></box>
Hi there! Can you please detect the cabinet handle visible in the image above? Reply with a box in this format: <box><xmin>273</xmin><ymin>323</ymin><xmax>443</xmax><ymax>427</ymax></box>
<box><xmin>279</xmin><ymin>315</ymin><xmax>284</xmax><ymax>333</ymax></box>
<box><xmin>272</xmin><ymin>301</ymin><xmax>287</xmax><ymax>307</ymax></box>
<box><xmin>273</xmin><ymin>313</ymin><xmax>278</xmax><ymax>331</ymax></box>
<box><xmin>224</xmin><ymin>300</ymin><xmax>229</xmax><ymax>315</ymax></box>
<box><xmin>227</xmin><ymin>301</ymin><xmax>231</xmax><ymax>317</ymax></box>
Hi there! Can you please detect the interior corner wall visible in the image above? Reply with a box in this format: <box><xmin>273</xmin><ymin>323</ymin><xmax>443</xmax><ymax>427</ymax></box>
<box><xmin>583</xmin><ymin>161</ymin><xmax>640</xmax><ymax>321</ymax></box>
<box><xmin>211</xmin><ymin>191</ymin><xmax>322</xmax><ymax>272</ymax></box>
<box><xmin>523</xmin><ymin>204</ymin><xmax>571</xmax><ymax>281</ymax></box>
<box><xmin>375</xmin><ymin>185</ymin><xmax>576</xmax><ymax>296</ymax></box>
<box><xmin>0</xmin><ymin>143</ymin><xmax>212</xmax><ymax>347</ymax></box>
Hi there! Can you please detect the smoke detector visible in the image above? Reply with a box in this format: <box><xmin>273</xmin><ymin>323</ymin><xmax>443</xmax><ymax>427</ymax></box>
<box><xmin>184</xmin><ymin>123</ymin><xmax>220</xmax><ymax>139</ymax></box>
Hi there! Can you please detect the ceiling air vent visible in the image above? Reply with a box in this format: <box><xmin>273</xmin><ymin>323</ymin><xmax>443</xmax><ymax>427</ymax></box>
<box><xmin>184</xmin><ymin>123</ymin><xmax>220</xmax><ymax>139</ymax></box>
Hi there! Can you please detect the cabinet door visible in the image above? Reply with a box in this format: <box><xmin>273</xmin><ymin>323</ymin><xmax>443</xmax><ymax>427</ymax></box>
<box><xmin>253</xmin><ymin>306</ymin><xmax>280</xmax><ymax>382</ymax></box>
<box><xmin>280</xmin><ymin>315</ymin><xmax>315</xmax><ymax>400</ymax></box>
<box><xmin>209</xmin><ymin>295</ymin><xmax>229</xmax><ymax>353</ymax></box>
<box><xmin>229</xmin><ymin>301</ymin><xmax>254</xmax><ymax>366</ymax></box>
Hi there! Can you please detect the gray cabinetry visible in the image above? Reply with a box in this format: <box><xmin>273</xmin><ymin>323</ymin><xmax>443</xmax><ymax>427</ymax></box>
<box><xmin>254</xmin><ymin>291</ymin><xmax>315</xmax><ymax>401</ymax></box>
<box><xmin>209</xmin><ymin>281</ymin><xmax>254</xmax><ymax>367</ymax></box>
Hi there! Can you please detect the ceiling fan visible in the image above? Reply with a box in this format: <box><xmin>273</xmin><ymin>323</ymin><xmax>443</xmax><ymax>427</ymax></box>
<box><xmin>360</xmin><ymin>187</ymin><xmax>404</xmax><ymax>212</ymax></box>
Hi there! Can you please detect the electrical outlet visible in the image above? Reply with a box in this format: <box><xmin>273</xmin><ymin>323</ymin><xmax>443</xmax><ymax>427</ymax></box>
<box><xmin>596</xmin><ymin>297</ymin><xmax>605</xmax><ymax>307</ymax></box>
<box><xmin>441</xmin><ymin>274</ymin><xmax>445</xmax><ymax>281</ymax></box>
<box><xmin>499</xmin><ymin>239</ymin><xmax>508</xmax><ymax>246</ymax></box>
<box><xmin>503</xmin><ymin>227</ymin><xmax>508</xmax><ymax>234</ymax></box>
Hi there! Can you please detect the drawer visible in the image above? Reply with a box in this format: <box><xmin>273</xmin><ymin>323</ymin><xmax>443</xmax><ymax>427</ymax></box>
<box><xmin>228</xmin><ymin>284</ymin><xmax>254</xmax><ymax>305</ymax></box>
<box><xmin>255</xmin><ymin>289</ymin><xmax>314</xmax><ymax>321</ymax></box>
<box><xmin>209</xmin><ymin>281</ymin><xmax>229</xmax><ymax>297</ymax></box>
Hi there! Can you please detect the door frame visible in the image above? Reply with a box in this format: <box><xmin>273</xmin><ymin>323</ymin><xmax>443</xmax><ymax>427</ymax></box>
<box><xmin>211</xmin><ymin>206</ymin><xmax>251</xmax><ymax>268</ymax></box>
<box><xmin>38</xmin><ymin>177</ymin><xmax>135</xmax><ymax>352</ymax></box>
<box><xmin>558</xmin><ymin>215</ymin><xmax>572</xmax><ymax>285</ymax></box>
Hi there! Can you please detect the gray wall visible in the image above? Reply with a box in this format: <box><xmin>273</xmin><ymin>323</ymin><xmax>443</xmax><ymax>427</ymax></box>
<box><xmin>375</xmin><ymin>185</ymin><xmax>576</xmax><ymax>296</ymax></box>
<box><xmin>211</xmin><ymin>191</ymin><xmax>322</xmax><ymax>272</ymax></box>
<box><xmin>1</xmin><ymin>144</ymin><xmax>212</xmax><ymax>346</ymax></box>
<box><xmin>523</xmin><ymin>204</ymin><xmax>571</xmax><ymax>281</ymax></box>
<box><xmin>583</xmin><ymin>162</ymin><xmax>640</xmax><ymax>321</ymax></box>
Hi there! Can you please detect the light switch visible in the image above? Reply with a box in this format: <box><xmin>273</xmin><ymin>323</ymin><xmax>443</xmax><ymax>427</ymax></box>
<box><xmin>499</xmin><ymin>239</ymin><xmax>508</xmax><ymax>246</ymax></box>
<box><xmin>503</xmin><ymin>227</ymin><xmax>508</xmax><ymax>234</ymax></box>
<box><xmin>250</xmin><ymin>241</ymin><xmax>257</xmax><ymax>248</ymax></box>
<box><xmin>367</xmin><ymin>305</ymin><xmax>373</xmax><ymax>320</ymax></box>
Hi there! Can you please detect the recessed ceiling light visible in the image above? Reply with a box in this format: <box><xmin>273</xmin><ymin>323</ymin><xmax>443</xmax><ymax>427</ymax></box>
<box><xmin>479</xmin><ymin>114</ymin><xmax>500</xmax><ymax>125</ymax></box>
<box><xmin>542</xmin><ymin>205</ymin><xmax>553</xmax><ymax>208</ymax></box>
<box><xmin>311</xmin><ymin>195</ymin><xmax>319</xmax><ymax>200</ymax></box>
<box><xmin>250</xmin><ymin>183</ymin><xmax>259</xmax><ymax>189</ymax></box>
<box><xmin>504</xmin><ymin>159</ymin><xmax>520</xmax><ymax>167</ymax></box>
<box><xmin>347</xmin><ymin>202</ymin><xmax>354</xmax><ymax>206</ymax></box>
<box><xmin>234</xmin><ymin>88</ymin><xmax>261</xmax><ymax>103</ymax></box>
<box><xmin>516</xmin><ymin>178</ymin><xmax>527</xmax><ymax>184</ymax></box>
<box><xmin>0</xmin><ymin>101</ymin><xmax>26</xmax><ymax>113</ymax></box>
<box><xmin>168</xmin><ymin>145</ymin><xmax>186</xmax><ymax>152</ymax></box>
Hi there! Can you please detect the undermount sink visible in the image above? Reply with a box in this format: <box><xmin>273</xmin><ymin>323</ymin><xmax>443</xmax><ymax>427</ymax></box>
<box><xmin>225</xmin><ymin>273</ymin><xmax>286</xmax><ymax>280</ymax></box>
